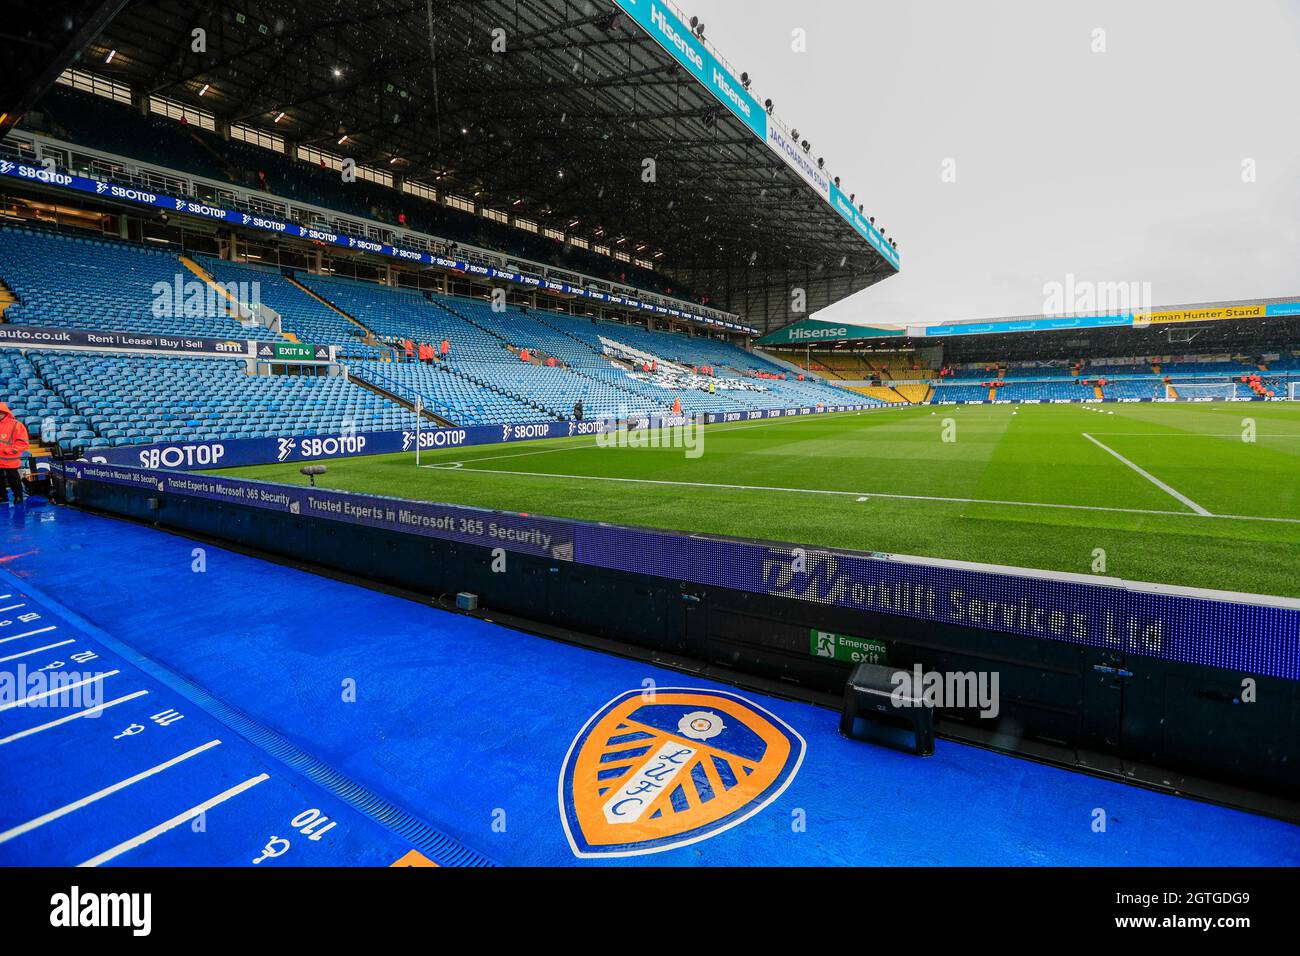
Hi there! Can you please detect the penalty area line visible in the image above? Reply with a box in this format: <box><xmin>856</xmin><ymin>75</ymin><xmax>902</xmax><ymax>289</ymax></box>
<box><xmin>1082</xmin><ymin>432</ymin><xmax>1212</xmax><ymax>516</ymax></box>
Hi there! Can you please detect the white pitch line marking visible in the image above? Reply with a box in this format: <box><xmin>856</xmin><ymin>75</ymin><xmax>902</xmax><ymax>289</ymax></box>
<box><xmin>0</xmin><ymin>690</ymin><xmax>149</xmax><ymax>747</ymax></box>
<box><xmin>78</xmin><ymin>773</ymin><xmax>270</xmax><ymax>867</ymax></box>
<box><xmin>0</xmin><ymin>626</ymin><xmax>58</xmax><ymax>647</ymax></box>
<box><xmin>1082</xmin><ymin>432</ymin><xmax>1212</xmax><ymax>516</ymax></box>
<box><xmin>427</xmin><ymin>464</ymin><xmax>1300</xmax><ymax>524</ymax></box>
<box><xmin>1084</xmin><ymin>432</ymin><xmax>1300</xmax><ymax>439</ymax></box>
<box><xmin>0</xmin><ymin>670</ymin><xmax>119</xmax><ymax>713</ymax></box>
<box><xmin>0</xmin><ymin>740</ymin><xmax>222</xmax><ymax>844</ymax></box>
<box><xmin>0</xmin><ymin>639</ymin><xmax>75</xmax><ymax>664</ymax></box>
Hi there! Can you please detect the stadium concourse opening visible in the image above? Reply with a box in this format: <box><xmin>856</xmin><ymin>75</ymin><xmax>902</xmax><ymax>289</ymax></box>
<box><xmin>0</xmin><ymin>1</ymin><xmax>1296</xmax><ymax>917</ymax></box>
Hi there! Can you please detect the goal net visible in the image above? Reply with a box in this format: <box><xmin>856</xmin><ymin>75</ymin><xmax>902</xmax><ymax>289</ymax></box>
<box><xmin>1289</xmin><ymin>381</ymin><xmax>1300</xmax><ymax>401</ymax></box>
<box><xmin>1166</xmin><ymin>382</ymin><xmax>1237</xmax><ymax>401</ymax></box>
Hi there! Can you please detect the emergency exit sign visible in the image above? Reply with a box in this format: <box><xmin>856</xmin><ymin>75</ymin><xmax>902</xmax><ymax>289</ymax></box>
<box><xmin>271</xmin><ymin>343</ymin><xmax>315</xmax><ymax>361</ymax></box>
<box><xmin>810</xmin><ymin>629</ymin><xmax>889</xmax><ymax>664</ymax></box>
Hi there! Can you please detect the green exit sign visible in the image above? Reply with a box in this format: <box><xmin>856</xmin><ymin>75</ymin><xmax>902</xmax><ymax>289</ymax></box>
<box><xmin>809</xmin><ymin>629</ymin><xmax>889</xmax><ymax>664</ymax></box>
<box><xmin>272</xmin><ymin>343</ymin><xmax>314</xmax><ymax>361</ymax></box>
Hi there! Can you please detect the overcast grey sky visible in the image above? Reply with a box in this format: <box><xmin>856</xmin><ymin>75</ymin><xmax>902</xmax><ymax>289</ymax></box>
<box><xmin>681</xmin><ymin>0</ymin><xmax>1300</xmax><ymax>326</ymax></box>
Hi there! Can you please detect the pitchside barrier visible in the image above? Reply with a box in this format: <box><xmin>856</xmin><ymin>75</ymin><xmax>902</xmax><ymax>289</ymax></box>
<box><xmin>56</xmin><ymin>457</ymin><xmax>1300</xmax><ymax>809</ymax></box>
<box><xmin>79</xmin><ymin>404</ymin><xmax>877</xmax><ymax>470</ymax></box>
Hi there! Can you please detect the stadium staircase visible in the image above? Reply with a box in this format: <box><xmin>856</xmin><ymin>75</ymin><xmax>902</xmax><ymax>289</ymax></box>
<box><xmin>1093</xmin><ymin>384</ymin><xmax>1105</xmax><ymax>399</ymax></box>
<box><xmin>0</xmin><ymin>278</ymin><xmax>16</xmax><ymax>320</ymax></box>
<box><xmin>347</xmin><ymin>369</ymin><xmax>452</xmax><ymax>426</ymax></box>
<box><xmin>178</xmin><ymin>256</ymin><xmax>261</xmax><ymax>333</ymax></box>
<box><xmin>444</xmin><ymin>363</ymin><xmax>564</xmax><ymax>420</ymax></box>
<box><xmin>421</xmin><ymin>296</ymin><xmax>611</xmax><ymax>417</ymax></box>
<box><xmin>987</xmin><ymin>386</ymin><xmax>998</xmax><ymax>401</ymax></box>
<box><xmin>288</xmin><ymin>276</ymin><xmax>389</xmax><ymax>356</ymax></box>
<box><xmin>894</xmin><ymin>383</ymin><xmax>933</xmax><ymax>404</ymax></box>
<box><xmin>186</xmin><ymin>128</ymin><xmax>240</xmax><ymax>182</ymax></box>
<box><xmin>380</xmin><ymin>295</ymin><xmax>577</xmax><ymax>419</ymax></box>
<box><xmin>847</xmin><ymin>385</ymin><xmax>906</xmax><ymax>404</ymax></box>
<box><xmin>529</xmin><ymin>312</ymin><xmax>609</xmax><ymax>355</ymax></box>
<box><xmin>424</xmin><ymin>293</ymin><xmax>518</xmax><ymax>348</ymax></box>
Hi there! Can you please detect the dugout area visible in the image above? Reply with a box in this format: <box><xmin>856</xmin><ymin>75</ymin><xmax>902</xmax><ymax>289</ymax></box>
<box><xmin>55</xmin><ymin>460</ymin><xmax>1300</xmax><ymax>824</ymax></box>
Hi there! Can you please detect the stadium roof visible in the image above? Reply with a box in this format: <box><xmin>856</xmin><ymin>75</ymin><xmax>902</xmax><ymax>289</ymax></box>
<box><xmin>760</xmin><ymin>296</ymin><xmax>1300</xmax><ymax>347</ymax></box>
<box><xmin>14</xmin><ymin>0</ymin><xmax>899</xmax><ymax>333</ymax></box>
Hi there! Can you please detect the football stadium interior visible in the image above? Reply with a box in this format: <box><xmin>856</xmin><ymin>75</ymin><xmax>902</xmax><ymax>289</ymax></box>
<box><xmin>0</xmin><ymin>0</ymin><xmax>1296</xmax><ymax>880</ymax></box>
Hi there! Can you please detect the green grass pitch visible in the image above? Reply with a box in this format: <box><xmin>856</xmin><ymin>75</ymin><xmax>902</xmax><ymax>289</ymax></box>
<box><xmin>223</xmin><ymin>402</ymin><xmax>1300</xmax><ymax>598</ymax></box>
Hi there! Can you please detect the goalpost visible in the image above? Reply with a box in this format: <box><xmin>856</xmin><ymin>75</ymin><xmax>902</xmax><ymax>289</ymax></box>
<box><xmin>1165</xmin><ymin>382</ymin><xmax>1238</xmax><ymax>402</ymax></box>
<box><xmin>1289</xmin><ymin>381</ymin><xmax>1300</xmax><ymax>401</ymax></box>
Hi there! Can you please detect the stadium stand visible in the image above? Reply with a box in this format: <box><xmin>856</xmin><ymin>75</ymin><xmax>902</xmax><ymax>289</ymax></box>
<box><xmin>296</xmin><ymin>273</ymin><xmax>860</xmax><ymax>419</ymax></box>
<box><xmin>893</xmin><ymin>384</ymin><xmax>934</xmax><ymax>404</ymax></box>
<box><xmin>30</xmin><ymin>85</ymin><xmax>701</xmax><ymax>303</ymax></box>
<box><xmin>1101</xmin><ymin>380</ymin><xmax>1165</xmax><ymax>401</ymax></box>
<box><xmin>846</xmin><ymin>385</ymin><xmax>908</xmax><ymax>404</ymax></box>
<box><xmin>772</xmin><ymin>351</ymin><xmax>930</xmax><ymax>381</ymax></box>
<box><xmin>345</xmin><ymin>361</ymin><xmax>549</xmax><ymax>426</ymax></box>
<box><xmin>931</xmin><ymin>383</ymin><xmax>997</xmax><ymax>403</ymax></box>
<box><xmin>2</xmin><ymin>4</ymin><xmax>1298</xmax><ymax>884</ymax></box>
<box><xmin>0</xmin><ymin>225</ymin><xmax>282</xmax><ymax>341</ymax></box>
<box><xmin>4</xmin><ymin>214</ymin><xmax>1290</xmax><ymax>455</ymax></box>
<box><xmin>0</xmin><ymin>348</ymin><xmax>84</xmax><ymax>449</ymax></box>
<box><xmin>23</xmin><ymin>351</ymin><xmax>409</xmax><ymax>450</ymax></box>
<box><xmin>195</xmin><ymin>255</ymin><xmax>386</xmax><ymax>360</ymax></box>
<box><xmin>0</xmin><ymin>219</ymin><xmax>856</xmax><ymax>448</ymax></box>
<box><xmin>998</xmin><ymin>380</ymin><xmax>1097</xmax><ymax>402</ymax></box>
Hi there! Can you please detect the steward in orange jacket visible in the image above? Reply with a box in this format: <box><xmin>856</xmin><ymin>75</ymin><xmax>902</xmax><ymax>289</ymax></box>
<box><xmin>0</xmin><ymin>403</ymin><xmax>30</xmax><ymax>504</ymax></box>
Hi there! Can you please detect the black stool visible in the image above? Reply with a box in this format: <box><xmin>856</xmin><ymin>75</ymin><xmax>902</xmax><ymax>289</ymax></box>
<box><xmin>840</xmin><ymin>662</ymin><xmax>935</xmax><ymax>756</ymax></box>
